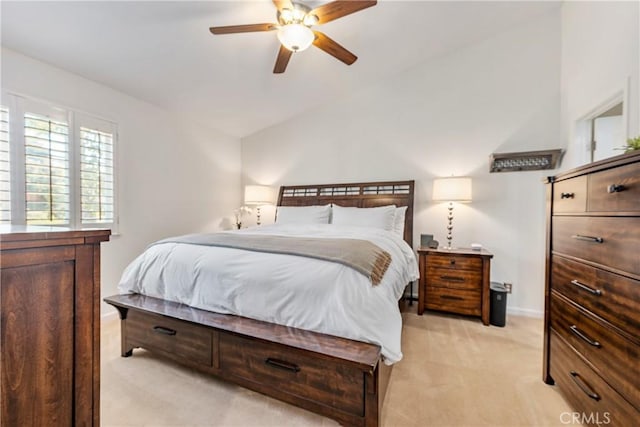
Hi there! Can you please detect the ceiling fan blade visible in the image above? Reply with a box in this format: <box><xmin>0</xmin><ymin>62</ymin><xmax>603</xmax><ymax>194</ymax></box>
<box><xmin>312</xmin><ymin>31</ymin><xmax>357</xmax><ymax>65</ymax></box>
<box><xmin>273</xmin><ymin>45</ymin><xmax>293</xmax><ymax>74</ymax></box>
<box><xmin>209</xmin><ymin>23</ymin><xmax>276</xmax><ymax>35</ymax></box>
<box><xmin>309</xmin><ymin>1</ymin><xmax>377</xmax><ymax>24</ymax></box>
<box><xmin>272</xmin><ymin>0</ymin><xmax>293</xmax><ymax>12</ymax></box>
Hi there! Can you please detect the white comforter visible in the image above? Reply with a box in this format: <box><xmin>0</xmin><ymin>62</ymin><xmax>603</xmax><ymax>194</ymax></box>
<box><xmin>118</xmin><ymin>224</ymin><xmax>419</xmax><ymax>364</ymax></box>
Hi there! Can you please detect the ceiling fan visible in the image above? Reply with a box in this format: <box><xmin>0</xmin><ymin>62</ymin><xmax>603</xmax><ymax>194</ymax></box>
<box><xmin>209</xmin><ymin>0</ymin><xmax>377</xmax><ymax>74</ymax></box>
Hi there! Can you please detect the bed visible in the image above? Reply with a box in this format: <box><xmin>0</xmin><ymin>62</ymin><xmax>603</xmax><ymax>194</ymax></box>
<box><xmin>104</xmin><ymin>180</ymin><xmax>416</xmax><ymax>427</ymax></box>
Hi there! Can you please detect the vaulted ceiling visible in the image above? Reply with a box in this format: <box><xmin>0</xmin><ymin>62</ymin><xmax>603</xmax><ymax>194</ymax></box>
<box><xmin>1</xmin><ymin>1</ymin><xmax>560</xmax><ymax>137</ymax></box>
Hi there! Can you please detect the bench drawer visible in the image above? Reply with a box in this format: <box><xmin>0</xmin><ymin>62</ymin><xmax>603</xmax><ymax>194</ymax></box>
<box><xmin>126</xmin><ymin>309</ymin><xmax>213</xmax><ymax>367</ymax></box>
<box><xmin>219</xmin><ymin>333</ymin><xmax>365</xmax><ymax>416</ymax></box>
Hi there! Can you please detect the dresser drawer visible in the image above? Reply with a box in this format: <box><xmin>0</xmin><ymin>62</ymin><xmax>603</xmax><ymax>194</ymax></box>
<box><xmin>219</xmin><ymin>333</ymin><xmax>364</xmax><ymax>416</ymax></box>
<box><xmin>551</xmin><ymin>255</ymin><xmax>640</xmax><ymax>339</ymax></box>
<box><xmin>550</xmin><ymin>293</ymin><xmax>640</xmax><ymax>410</ymax></box>
<box><xmin>126</xmin><ymin>309</ymin><xmax>213</xmax><ymax>367</ymax></box>
<box><xmin>426</xmin><ymin>266</ymin><xmax>481</xmax><ymax>290</ymax></box>
<box><xmin>427</xmin><ymin>254</ymin><xmax>482</xmax><ymax>271</ymax></box>
<box><xmin>588</xmin><ymin>162</ymin><xmax>640</xmax><ymax>213</ymax></box>
<box><xmin>425</xmin><ymin>287</ymin><xmax>481</xmax><ymax>316</ymax></box>
<box><xmin>549</xmin><ymin>331</ymin><xmax>639</xmax><ymax>426</ymax></box>
<box><xmin>552</xmin><ymin>216</ymin><xmax>640</xmax><ymax>276</ymax></box>
<box><xmin>553</xmin><ymin>175</ymin><xmax>587</xmax><ymax>213</ymax></box>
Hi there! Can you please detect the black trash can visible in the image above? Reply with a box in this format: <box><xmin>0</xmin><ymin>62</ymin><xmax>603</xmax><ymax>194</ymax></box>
<box><xmin>490</xmin><ymin>281</ymin><xmax>508</xmax><ymax>327</ymax></box>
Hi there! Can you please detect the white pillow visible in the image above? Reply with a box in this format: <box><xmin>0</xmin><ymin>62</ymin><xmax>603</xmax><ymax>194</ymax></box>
<box><xmin>331</xmin><ymin>205</ymin><xmax>396</xmax><ymax>231</ymax></box>
<box><xmin>392</xmin><ymin>206</ymin><xmax>408</xmax><ymax>237</ymax></box>
<box><xmin>275</xmin><ymin>205</ymin><xmax>331</xmax><ymax>224</ymax></box>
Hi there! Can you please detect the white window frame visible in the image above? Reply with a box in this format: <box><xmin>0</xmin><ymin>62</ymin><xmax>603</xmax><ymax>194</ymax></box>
<box><xmin>2</xmin><ymin>92</ymin><xmax>118</xmax><ymax>231</ymax></box>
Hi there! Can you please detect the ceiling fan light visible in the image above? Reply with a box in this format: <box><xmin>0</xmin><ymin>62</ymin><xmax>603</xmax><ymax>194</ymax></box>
<box><xmin>291</xmin><ymin>7</ymin><xmax>306</xmax><ymax>22</ymax></box>
<box><xmin>280</xmin><ymin>8</ymin><xmax>294</xmax><ymax>23</ymax></box>
<box><xmin>303</xmin><ymin>14</ymin><xmax>319</xmax><ymax>26</ymax></box>
<box><xmin>277</xmin><ymin>24</ymin><xmax>314</xmax><ymax>52</ymax></box>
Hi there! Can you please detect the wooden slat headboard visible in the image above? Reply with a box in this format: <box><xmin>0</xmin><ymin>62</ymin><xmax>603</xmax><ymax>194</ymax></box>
<box><xmin>278</xmin><ymin>180</ymin><xmax>415</xmax><ymax>247</ymax></box>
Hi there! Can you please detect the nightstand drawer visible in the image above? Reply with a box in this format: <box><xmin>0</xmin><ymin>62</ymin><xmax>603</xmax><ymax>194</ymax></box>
<box><xmin>427</xmin><ymin>254</ymin><xmax>482</xmax><ymax>271</ymax></box>
<box><xmin>426</xmin><ymin>266</ymin><xmax>481</xmax><ymax>290</ymax></box>
<box><xmin>425</xmin><ymin>287</ymin><xmax>481</xmax><ymax>316</ymax></box>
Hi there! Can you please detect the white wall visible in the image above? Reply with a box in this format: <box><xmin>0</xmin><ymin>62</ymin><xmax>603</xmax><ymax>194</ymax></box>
<box><xmin>1</xmin><ymin>48</ymin><xmax>242</xmax><ymax>315</ymax></box>
<box><xmin>242</xmin><ymin>12</ymin><xmax>562</xmax><ymax>317</ymax></box>
<box><xmin>560</xmin><ymin>0</ymin><xmax>640</xmax><ymax>169</ymax></box>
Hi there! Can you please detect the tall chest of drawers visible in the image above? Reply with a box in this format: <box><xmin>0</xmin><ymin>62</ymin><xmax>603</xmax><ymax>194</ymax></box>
<box><xmin>543</xmin><ymin>151</ymin><xmax>640</xmax><ymax>425</ymax></box>
<box><xmin>1</xmin><ymin>227</ymin><xmax>110</xmax><ymax>426</ymax></box>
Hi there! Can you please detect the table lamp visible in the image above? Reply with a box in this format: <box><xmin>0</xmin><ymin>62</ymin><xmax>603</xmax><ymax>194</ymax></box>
<box><xmin>432</xmin><ymin>177</ymin><xmax>472</xmax><ymax>249</ymax></box>
<box><xmin>244</xmin><ymin>185</ymin><xmax>275</xmax><ymax>226</ymax></box>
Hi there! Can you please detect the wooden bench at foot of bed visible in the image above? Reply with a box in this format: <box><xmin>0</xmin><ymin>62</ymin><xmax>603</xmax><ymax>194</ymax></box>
<box><xmin>104</xmin><ymin>294</ymin><xmax>392</xmax><ymax>427</ymax></box>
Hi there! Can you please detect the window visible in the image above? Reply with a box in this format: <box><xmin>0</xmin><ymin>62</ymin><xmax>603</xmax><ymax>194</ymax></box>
<box><xmin>80</xmin><ymin>127</ymin><xmax>114</xmax><ymax>223</ymax></box>
<box><xmin>2</xmin><ymin>94</ymin><xmax>117</xmax><ymax>229</ymax></box>
<box><xmin>24</xmin><ymin>112</ymin><xmax>70</xmax><ymax>224</ymax></box>
<box><xmin>0</xmin><ymin>107</ymin><xmax>10</xmax><ymax>224</ymax></box>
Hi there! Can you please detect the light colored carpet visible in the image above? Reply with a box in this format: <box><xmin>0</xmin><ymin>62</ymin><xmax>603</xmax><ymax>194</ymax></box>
<box><xmin>101</xmin><ymin>309</ymin><xmax>573</xmax><ymax>427</ymax></box>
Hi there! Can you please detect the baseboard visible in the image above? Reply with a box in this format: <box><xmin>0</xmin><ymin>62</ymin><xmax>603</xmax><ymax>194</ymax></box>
<box><xmin>405</xmin><ymin>290</ymin><xmax>543</xmax><ymax>319</ymax></box>
<box><xmin>101</xmin><ymin>309</ymin><xmax>119</xmax><ymax>322</ymax></box>
<box><xmin>507</xmin><ymin>306</ymin><xmax>543</xmax><ymax>318</ymax></box>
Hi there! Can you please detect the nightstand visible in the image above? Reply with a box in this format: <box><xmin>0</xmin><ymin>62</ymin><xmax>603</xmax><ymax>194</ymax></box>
<box><xmin>417</xmin><ymin>247</ymin><xmax>493</xmax><ymax>325</ymax></box>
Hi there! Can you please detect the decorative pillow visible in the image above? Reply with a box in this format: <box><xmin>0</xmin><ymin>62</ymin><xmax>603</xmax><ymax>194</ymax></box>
<box><xmin>331</xmin><ymin>205</ymin><xmax>396</xmax><ymax>231</ymax></box>
<box><xmin>392</xmin><ymin>206</ymin><xmax>408</xmax><ymax>238</ymax></box>
<box><xmin>275</xmin><ymin>205</ymin><xmax>331</xmax><ymax>224</ymax></box>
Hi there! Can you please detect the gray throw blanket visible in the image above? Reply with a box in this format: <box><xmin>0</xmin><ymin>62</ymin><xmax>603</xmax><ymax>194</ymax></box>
<box><xmin>155</xmin><ymin>233</ymin><xmax>392</xmax><ymax>286</ymax></box>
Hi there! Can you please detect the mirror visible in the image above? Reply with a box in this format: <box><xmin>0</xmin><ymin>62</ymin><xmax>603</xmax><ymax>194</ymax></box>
<box><xmin>591</xmin><ymin>102</ymin><xmax>624</xmax><ymax>162</ymax></box>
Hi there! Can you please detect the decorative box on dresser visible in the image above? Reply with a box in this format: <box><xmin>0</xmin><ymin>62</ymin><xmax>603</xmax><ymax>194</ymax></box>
<box><xmin>543</xmin><ymin>151</ymin><xmax>640</xmax><ymax>426</ymax></box>
<box><xmin>0</xmin><ymin>227</ymin><xmax>110</xmax><ymax>427</ymax></box>
<box><xmin>417</xmin><ymin>247</ymin><xmax>493</xmax><ymax>325</ymax></box>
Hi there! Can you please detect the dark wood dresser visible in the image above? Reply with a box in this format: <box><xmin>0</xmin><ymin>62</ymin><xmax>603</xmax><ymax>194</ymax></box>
<box><xmin>543</xmin><ymin>151</ymin><xmax>640</xmax><ymax>425</ymax></box>
<box><xmin>417</xmin><ymin>247</ymin><xmax>493</xmax><ymax>325</ymax></box>
<box><xmin>1</xmin><ymin>227</ymin><xmax>110</xmax><ymax>426</ymax></box>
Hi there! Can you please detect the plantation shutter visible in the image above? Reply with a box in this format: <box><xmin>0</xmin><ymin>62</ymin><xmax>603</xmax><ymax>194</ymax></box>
<box><xmin>24</xmin><ymin>112</ymin><xmax>70</xmax><ymax>225</ymax></box>
<box><xmin>0</xmin><ymin>106</ymin><xmax>10</xmax><ymax>224</ymax></box>
<box><xmin>80</xmin><ymin>127</ymin><xmax>114</xmax><ymax>224</ymax></box>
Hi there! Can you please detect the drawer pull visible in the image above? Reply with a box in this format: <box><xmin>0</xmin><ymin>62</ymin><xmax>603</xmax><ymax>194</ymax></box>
<box><xmin>571</xmin><ymin>234</ymin><xmax>604</xmax><ymax>244</ymax></box>
<box><xmin>440</xmin><ymin>295</ymin><xmax>464</xmax><ymax>301</ymax></box>
<box><xmin>440</xmin><ymin>275</ymin><xmax>465</xmax><ymax>282</ymax></box>
<box><xmin>570</xmin><ymin>279</ymin><xmax>602</xmax><ymax>296</ymax></box>
<box><xmin>265</xmin><ymin>357</ymin><xmax>300</xmax><ymax>373</ymax></box>
<box><xmin>153</xmin><ymin>326</ymin><xmax>177</xmax><ymax>336</ymax></box>
<box><xmin>569</xmin><ymin>371</ymin><xmax>601</xmax><ymax>401</ymax></box>
<box><xmin>449</xmin><ymin>259</ymin><xmax>456</xmax><ymax>265</ymax></box>
<box><xmin>607</xmin><ymin>184</ymin><xmax>625</xmax><ymax>193</ymax></box>
<box><xmin>560</xmin><ymin>192</ymin><xmax>575</xmax><ymax>199</ymax></box>
<box><xmin>569</xmin><ymin>325</ymin><xmax>601</xmax><ymax>348</ymax></box>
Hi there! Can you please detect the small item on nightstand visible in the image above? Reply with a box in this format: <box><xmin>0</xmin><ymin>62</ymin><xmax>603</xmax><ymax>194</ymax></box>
<box><xmin>471</xmin><ymin>243</ymin><xmax>482</xmax><ymax>250</ymax></box>
<box><xmin>420</xmin><ymin>234</ymin><xmax>434</xmax><ymax>247</ymax></box>
<box><xmin>428</xmin><ymin>240</ymin><xmax>439</xmax><ymax>249</ymax></box>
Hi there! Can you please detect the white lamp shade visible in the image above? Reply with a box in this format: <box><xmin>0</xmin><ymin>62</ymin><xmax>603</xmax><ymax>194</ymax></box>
<box><xmin>244</xmin><ymin>185</ymin><xmax>275</xmax><ymax>205</ymax></box>
<box><xmin>277</xmin><ymin>24</ymin><xmax>315</xmax><ymax>52</ymax></box>
<box><xmin>432</xmin><ymin>177</ymin><xmax>472</xmax><ymax>202</ymax></box>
